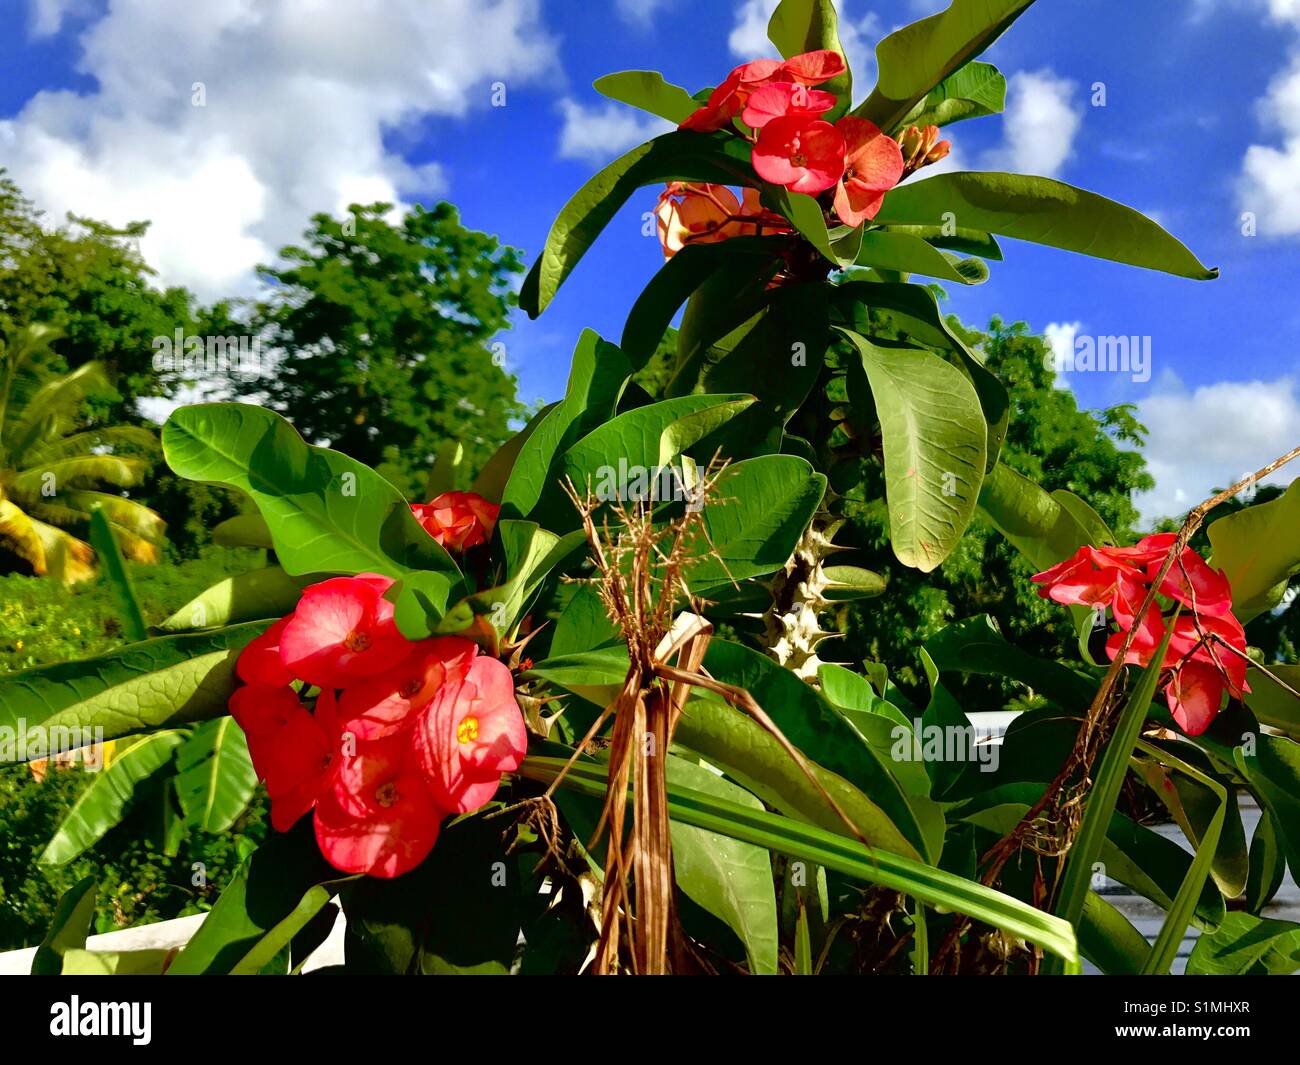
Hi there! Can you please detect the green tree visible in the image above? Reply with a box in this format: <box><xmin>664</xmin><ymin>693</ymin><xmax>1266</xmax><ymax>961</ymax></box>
<box><xmin>244</xmin><ymin>202</ymin><xmax>524</xmax><ymax>497</ymax></box>
<box><xmin>0</xmin><ymin>170</ymin><xmax>198</xmax><ymax>417</ymax></box>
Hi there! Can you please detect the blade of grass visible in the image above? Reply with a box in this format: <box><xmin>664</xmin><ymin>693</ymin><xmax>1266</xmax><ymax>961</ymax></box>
<box><xmin>88</xmin><ymin>507</ymin><xmax>147</xmax><ymax>641</ymax></box>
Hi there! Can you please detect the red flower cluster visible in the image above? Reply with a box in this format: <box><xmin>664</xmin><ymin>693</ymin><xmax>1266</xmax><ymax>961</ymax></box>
<box><xmin>411</xmin><ymin>490</ymin><xmax>500</xmax><ymax>552</ymax></box>
<box><xmin>230</xmin><ymin>572</ymin><xmax>526</xmax><ymax>878</ymax></box>
<box><xmin>654</xmin><ymin>183</ymin><xmax>793</xmax><ymax>258</ymax></box>
<box><xmin>679</xmin><ymin>50</ymin><xmax>935</xmax><ymax>226</ymax></box>
<box><xmin>1032</xmin><ymin>534</ymin><xmax>1250</xmax><ymax>735</ymax></box>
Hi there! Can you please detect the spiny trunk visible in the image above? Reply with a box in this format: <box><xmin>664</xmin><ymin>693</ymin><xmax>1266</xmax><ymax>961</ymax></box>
<box><xmin>758</xmin><ymin>509</ymin><xmax>845</xmax><ymax>682</ymax></box>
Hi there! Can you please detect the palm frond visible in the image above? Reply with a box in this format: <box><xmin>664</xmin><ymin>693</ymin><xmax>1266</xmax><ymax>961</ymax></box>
<box><xmin>62</xmin><ymin>491</ymin><xmax>166</xmax><ymax>543</ymax></box>
<box><xmin>3</xmin><ymin>361</ymin><xmax>115</xmax><ymax>461</ymax></box>
<box><xmin>24</xmin><ymin>425</ymin><xmax>158</xmax><ymax>466</ymax></box>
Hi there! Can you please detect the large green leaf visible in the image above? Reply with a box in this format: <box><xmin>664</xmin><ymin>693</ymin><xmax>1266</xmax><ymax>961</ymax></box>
<box><xmin>164</xmin><ymin>404</ymin><xmax>464</xmax><ymax>601</ymax></box>
<box><xmin>472</xmin><ymin>403</ymin><xmax>557</xmax><ymax>504</ymax></box>
<box><xmin>0</xmin><ymin>623</ymin><xmax>265</xmax><ymax>743</ymax></box>
<box><xmin>833</xmin><ymin>280</ymin><xmax>1009</xmax><ymax>468</ymax></box>
<box><xmin>699</xmin><ymin>639</ymin><xmax>938</xmax><ymax>860</ymax></box>
<box><xmin>855</xmin><ymin>230</ymin><xmax>989</xmax><ymax>284</ymax></box>
<box><xmin>593</xmin><ymin>70</ymin><xmax>698</xmax><ymax>123</ymax></box>
<box><xmin>520</xmin><ymin>131</ymin><xmax>757</xmax><ymax>316</ymax></box>
<box><xmin>501</xmin><ymin>330</ymin><xmax>632</xmax><ymax>519</ymax></box>
<box><xmin>856</xmin><ymin>0</ymin><xmax>1036</xmax><ymax>131</ymax></box>
<box><xmin>158</xmin><ymin>566</ymin><xmax>305</xmax><ymax>632</ymax></box>
<box><xmin>874</xmin><ymin>172</ymin><xmax>1217</xmax><ymax>280</ymax></box>
<box><xmin>1078</xmin><ymin>892</ymin><xmax>1149</xmax><ymax>975</ymax></box>
<box><xmin>1187</xmin><ymin>911</ymin><xmax>1300</xmax><ymax>975</ymax></box>
<box><xmin>40</xmin><ymin>731</ymin><xmax>187</xmax><ymax>864</ymax></box>
<box><xmin>667</xmin><ymin>755</ymin><xmax>779</xmax><ymax>975</ymax></box>
<box><xmin>683</xmin><ymin>454</ymin><xmax>825</xmax><ymax>596</ymax></box>
<box><xmin>899</xmin><ymin>60</ymin><xmax>1006</xmax><ymax>129</ymax></box>
<box><xmin>62</xmin><ymin>948</ymin><xmax>174</xmax><ymax>975</ymax></box>
<box><xmin>521</xmin><ymin>755</ymin><xmax>1080</xmax><ymax>967</ymax></box>
<box><xmin>1244</xmin><ymin>664</ymin><xmax>1300</xmax><ymax>734</ymax></box>
<box><xmin>843</xmin><ymin>330</ymin><xmax>987</xmax><ymax>571</ymax></box>
<box><xmin>766</xmin><ymin>0</ymin><xmax>852</xmax><ymax>118</ymax></box>
<box><xmin>174</xmin><ymin>717</ymin><xmax>258</xmax><ymax>834</ymax></box>
<box><xmin>1207</xmin><ymin>477</ymin><xmax>1300</xmax><ymax>622</ymax></box>
<box><xmin>536</xmin><ymin>393</ymin><xmax>755</xmax><ymax>530</ymax></box>
<box><xmin>1236</xmin><ymin>734</ymin><xmax>1300</xmax><ymax>884</ymax></box>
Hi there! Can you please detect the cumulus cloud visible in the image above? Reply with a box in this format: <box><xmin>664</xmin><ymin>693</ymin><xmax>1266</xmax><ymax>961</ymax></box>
<box><xmin>1236</xmin><ymin>0</ymin><xmax>1300</xmax><ymax>235</ymax></box>
<box><xmin>1133</xmin><ymin>376</ymin><xmax>1300</xmax><ymax>522</ymax></box>
<box><xmin>556</xmin><ymin>100</ymin><xmax>671</xmax><ymax>163</ymax></box>
<box><xmin>979</xmin><ymin>69</ymin><xmax>1082</xmax><ymax>178</ymax></box>
<box><xmin>615</xmin><ymin>0</ymin><xmax>673</xmax><ymax>26</ymax></box>
<box><xmin>3</xmin><ymin>0</ymin><xmax>558</xmax><ymax>299</ymax></box>
<box><xmin>1043</xmin><ymin>320</ymin><xmax>1083</xmax><ymax>389</ymax></box>
<box><xmin>729</xmin><ymin>0</ymin><xmax>880</xmax><ymax>88</ymax></box>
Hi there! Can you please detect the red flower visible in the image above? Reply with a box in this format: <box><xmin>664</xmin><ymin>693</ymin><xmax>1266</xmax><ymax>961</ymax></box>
<box><xmin>338</xmin><ymin>636</ymin><xmax>478</xmax><ymax>740</ymax></box>
<box><xmin>414</xmin><ymin>656</ymin><xmax>527</xmax><ymax>814</ymax></box>
<box><xmin>832</xmin><ymin>117</ymin><xmax>904</xmax><ymax>226</ymax></box>
<box><xmin>778</xmin><ymin>49</ymin><xmax>847</xmax><ymax>86</ymax></box>
<box><xmin>679</xmin><ymin>59</ymin><xmax>785</xmax><ymax>132</ymax></box>
<box><xmin>232</xmin><ymin>685</ymin><xmax>340</xmax><ymax>832</ymax></box>
<box><xmin>314</xmin><ymin>731</ymin><xmax>445</xmax><ymax>878</ymax></box>
<box><xmin>1148</xmin><ymin>549</ymin><xmax>1234</xmax><ymax>618</ymax></box>
<box><xmin>752</xmin><ymin>115</ymin><xmax>845</xmax><ymax>195</ymax></box>
<box><xmin>279</xmin><ymin>574</ymin><xmax>410</xmax><ymax>688</ymax></box>
<box><xmin>741</xmin><ymin>82</ymin><xmax>836</xmax><ymax>129</ymax></box>
<box><xmin>236</xmin><ymin>616</ymin><xmax>294</xmax><ymax>688</ymax></box>
<box><xmin>411</xmin><ymin>491</ymin><xmax>500</xmax><ymax>552</ymax></box>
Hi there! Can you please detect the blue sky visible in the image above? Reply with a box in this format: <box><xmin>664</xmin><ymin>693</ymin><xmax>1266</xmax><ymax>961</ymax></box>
<box><xmin>1</xmin><ymin>0</ymin><xmax>1297</xmax><ymax>520</ymax></box>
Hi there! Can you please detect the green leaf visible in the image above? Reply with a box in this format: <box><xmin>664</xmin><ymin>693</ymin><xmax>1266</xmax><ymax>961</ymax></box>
<box><xmin>900</xmin><ymin>60</ymin><xmax>1007</xmax><ymax>129</ymax></box>
<box><xmin>833</xmin><ymin>280</ymin><xmax>1009</xmax><ymax>468</ymax></box>
<box><xmin>843</xmin><ymin>331</ymin><xmax>987</xmax><ymax>571</ymax></box>
<box><xmin>32</xmin><ymin>876</ymin><xmax>97</xmax><ymax>975</ymax></box>
<box><xmin>856</xmin><ymin>0</ymin><xmax>1036</xmax><ymax>132</ymax></box>
<box><xmin>87</xmin><ymin>507</ymin><xmax>147</xmax><ymax>641</ymax></box>
<box><xmin>1047</xmin><ymin>626</ymin><xmax>1170</xmax><ymax>974</ymax></box>
<box><xmin>855</xmin><ymin>229</ymin><xmax>989</xmax><ymax>284</ymax></box>
<box><xmin>538</xmin><ymin>393</ymin><xmax>755</xmax><ymax>530</ymax></box>
<box><xmin>697</xmin><ymin>639</ymin><xmax>938</xmax><ymax>860</ymax></box>
<box><xmin>822</xmin><ymin>564</ymin><xmax>888</xmax><ymax>601</ymax></box>
<box><xmin>424</xmin><ymin>438</ymin><xmax>464</xmax><ymax>498</ymax></box>
<box><xmin>62</xmin><ymin>948</ymin><xmax>174</xmax><ymax>975</ymax></box>
<box><xmin>521</xmin><ymin>132</ymin><xmax>758</xmax><ymax>316</ymax></box>
<box><xmin>667</xmin><ymin>755</ymin><xmax>779</xmax><ymax>975</ymax></box>
<box><xmin>501</xmin><ymin>330</ymin><xmax>632</xmax><ymax>519</ymax></box>
<box><xmin>1246</xmin><ymin>807</ymin><xmax>1287</xmax><ymax>913</ymax></box>
<box><xmin>1186</xmin><ymin>911</ymin><xmax>1300</xmax><ymax>976</ymax></box>
<box><xmin>549</xmin><ymin>584</ymin><xmax>619</xmax><ymax>658</ymax></box>
<box><xmin>874</xmin><ymin>172</ymin><xmax>1218</xmax><ymax>280</ymax></box>
<box><xmin>1207</xmin><ymin>477</ymin><xmax>1300</xmax><ymax>622</ymax></box>
<box><xmin>168</xmin><ymin>823</ymin><xmax>347</xmax><ymax>975</ymax></box>
<box><xmin>621</xmin><ymin>237</ymin><xmax>786</xmax><ymax>370</ymax></box>
<box><xmin>211</xmin><ymin>512</ymin><xmax>273</xmax><ymax>549</ymax></box>
<box><xmin>158</xmin><ymin>566</ymin><xmax>305</xmax><ymax>632</ymax></box>
<box><xmin>762</xmin><ymin>187</ymin><xmax>854</xmax><ymax>266</ymax></box>
<box><xmin>1244</xmin><ymin>665</ymin><xmax>1300</xmax><ymax>734</ymax></box>
<box><xmin>522</xmin><ymin>755</ymin><xmax>1080</xmax><ymax>967</ymax></box>
<box><xmin>683</xmin><ymin>454</ymin><xmax>826</xmax><ymax>595</ymax></box>
<box><xmin>174</xmin><ymin>717</ymin><xmax>258</xmax><ymax>834</ymax></box>
<box><xmin>593</xmin><ymin>70</ymin><xmax>698</xmax><ymax>124</ymax></box>
<box><xmin>1236</xmin><ymin>734</ymin><xmax>1300</xmax><ymax>885</ymax></box>
<box><xmin>1078</xmin><ymin>892</ymin><xmax>1149</xmax><ymax>975</ymax></box>
<box><xmin>40</xmin><ymin>730</ymin><xmax>188</xmax><ymax>864</ymax></box>
<box><xmin>0</xmin><ymin>622</ymin><xmax>266</xmax><ymax>743</ymax></box>
<box><xmin>164</xmin><ymin>403</ymin><xmax>464</xmax><ymax>589</ymax></box>
<box><xmin>767</xmin><ymin>0</ymin><xmax>853</xmax><ymax>118</ymax></box>
<box><xmin>472</xmin><ymin>403</ymin><xmax>557</xmax><ymax>504</ymax></box>
<box><xmin>879</xmin><ymin>224</ymin><xmax>1003</xmax><ymax>260</ymax></box>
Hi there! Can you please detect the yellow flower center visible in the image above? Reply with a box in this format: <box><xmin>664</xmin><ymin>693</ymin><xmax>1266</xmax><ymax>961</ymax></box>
<box><xmin>375</xmin><ymin>782</ymin><xmax>399</xmax><ymax>807</ymax></box>
<box><xmin>344</xmin><ymin>630</ymin><xmax>372</xmax><ymax>652</ymax></box>
<box><xmin>457</xmin><ymin>716</ymin><xmax>480</xmax><ymax>744</ymax></box>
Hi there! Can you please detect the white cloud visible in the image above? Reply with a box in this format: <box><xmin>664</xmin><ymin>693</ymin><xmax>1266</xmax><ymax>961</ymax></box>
<box><xmin>1133</xmin><ymin>376</ymin><xmax>1300</xmax><ymax>522</ymax></box>
<box><xmin>979</xmin><ymin>69</ymin><xmax>1082</xmax><ymax>178</ymax></box>
<box><xmin>4</xmin><ymin>0</ymin><xmax>558</xmax><ymax>300</ymax></box>
<box><xmin>556</xmin><ymin>99</ymin><xmax>671</xmax><ymax>163</ymax></box>
<box><xmin>1236</xmin><ymin>0</ymin><xmax>1300</xmax><ymax>235</ymax></box>
<box><xmin>1043</xmin><ymin>320</ymin><xmax>1082</xmax><ymax>390</ymax></box>
<box><xmin>616</xmin><ymin>0</ymin><xmax>673</xmax><ymax>26</ymax></box>
<box><xmin>729</xmin><ymin>0</ymin><xmax>880</xmax><ymax>88</ymax></box>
